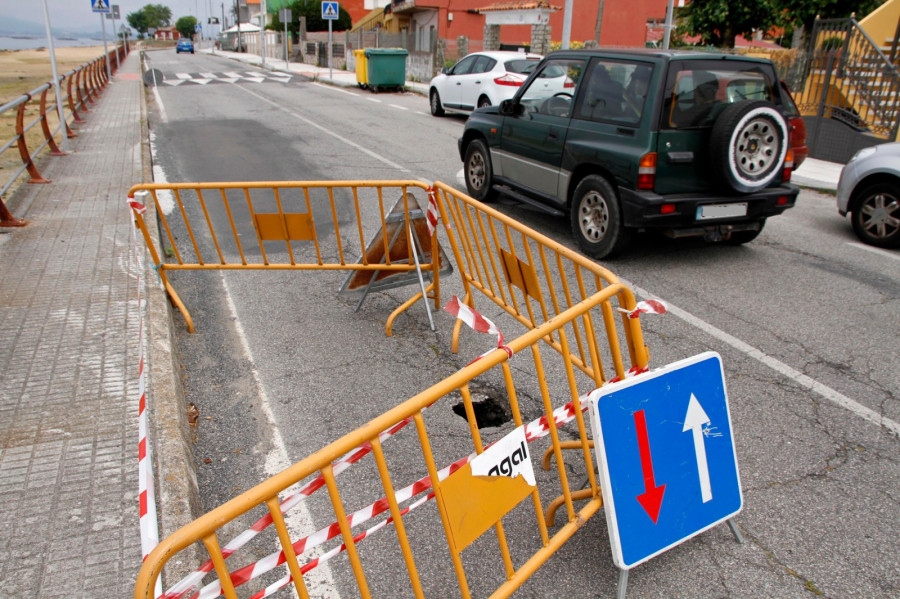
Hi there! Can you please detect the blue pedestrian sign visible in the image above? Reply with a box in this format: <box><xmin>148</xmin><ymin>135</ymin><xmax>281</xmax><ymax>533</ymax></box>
<box><xmin>321</xmin><ymin>1</ymin><xmax>339</xmax><ymax>20</ymax></box>
<box><xmin>588</xmin><ymin>352</ymin><xmax>742</xmax><ymax>569</ymax></box>
<box><xmin>91</xmin><ymin>0</ymin><xmax>111</xmax><ymax>13</ymax></box>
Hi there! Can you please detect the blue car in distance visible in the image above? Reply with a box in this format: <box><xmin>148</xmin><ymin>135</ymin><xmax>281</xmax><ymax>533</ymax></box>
<box><xmin>176</xmin><ymin>38</ymin><xmax>194</xmax><ymax>54</ymax></box>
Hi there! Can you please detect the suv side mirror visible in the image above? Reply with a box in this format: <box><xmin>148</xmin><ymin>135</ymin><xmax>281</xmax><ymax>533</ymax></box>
<box><xmin>441</xmin><ymin>66</ymin><xmax>450</xmax><ymax>75</ymax></box>
<box><xmin>499</xmin><ymin>99</ymin><xmax>521</xmax><ymax>116</ymax></box>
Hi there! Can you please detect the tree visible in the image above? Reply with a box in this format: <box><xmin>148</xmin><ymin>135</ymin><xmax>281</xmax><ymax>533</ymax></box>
<box><xmin>126</xmin><ymin>10</ymin><xmax>149</xmax><ymax>37</ymax></box>
<box><xmin>678</xmin><ymin>0</ymin><xmax>778</xmax><ymax>48</ymax></box>
<box><xmin>271</xmin><ymin>0</ymin><xmax>352</xmax><ymax>35</ymax></box>
<box><xmin>771</xmin><ymin>0</ymin><xmax>884</xmax><ymax>48</ymax></box>
<box><xmin>126</xmin><ymin>4</ymin><xmax>173</xmax><ymax>38</ymax></box>
<box><xmin>143</xmin><ymin>4</ymin><xmax>174</xmax><ymax>28</ymax></box>
<box><xmin>176</xmin><ymin>16</ymin><xmax>198</xmax><ymax>39</ymax></box>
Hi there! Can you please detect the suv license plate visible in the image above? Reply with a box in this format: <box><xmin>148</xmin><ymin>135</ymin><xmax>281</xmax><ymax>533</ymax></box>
<box><xmin>697</xmin><ymin>203</ymin><xmax>748</xmax><ymax>220</ymax></box>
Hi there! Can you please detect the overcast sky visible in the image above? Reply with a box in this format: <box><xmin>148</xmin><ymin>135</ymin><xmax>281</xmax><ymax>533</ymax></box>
<box><xmin>0</xmin><ymin>0</ymin><xmax>220</xmax><ymax>32</ymax></box>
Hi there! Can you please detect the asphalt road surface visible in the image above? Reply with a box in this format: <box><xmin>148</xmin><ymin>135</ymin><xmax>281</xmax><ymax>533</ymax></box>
<box><xmin>143</xmin><ymin>48</ymin><xmax>899</xmax><ymax>598</ymax></box>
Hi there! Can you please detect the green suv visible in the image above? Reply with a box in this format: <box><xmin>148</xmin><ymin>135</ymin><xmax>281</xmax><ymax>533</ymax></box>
<box><xmin>458</xmin><ymin>49</ymin><xmax>800</xmax><ymax>258</ymax></box>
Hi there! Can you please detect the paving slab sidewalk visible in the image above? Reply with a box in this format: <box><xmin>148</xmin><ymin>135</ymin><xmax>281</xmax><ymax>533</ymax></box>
<box><xmin>0</xmin><ymin>49</ymin><xmax>195</xmax><ymax>598</ymax></box>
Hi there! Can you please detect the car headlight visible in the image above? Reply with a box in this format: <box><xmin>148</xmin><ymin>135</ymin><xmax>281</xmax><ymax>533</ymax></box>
<box><xmin>849</xmin><ymin>146</ymin><xmax>877</xmax><ymax>163</ymax></box>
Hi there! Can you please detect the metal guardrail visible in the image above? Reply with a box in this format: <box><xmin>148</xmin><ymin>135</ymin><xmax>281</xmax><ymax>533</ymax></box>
<box><xmin>132</xmin><ymin>180</ymin><xmax>649</xmax><ymax>599</ymax></box>
<box><xmin>0</xmin><ymin>43</ymin><xmax>128</xmax><ymax>226</ymax></box>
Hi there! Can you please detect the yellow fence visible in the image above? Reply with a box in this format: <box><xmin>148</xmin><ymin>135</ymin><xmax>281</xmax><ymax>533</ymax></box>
<box><xmin>128</xmin><ymin>180</ymin><xmax>445</xmax><ymax>333</ymax></box>
<box><xmin>132</xmin><ymin>181</ymin><xmax>650</xmax><ymax>599</ymax></box>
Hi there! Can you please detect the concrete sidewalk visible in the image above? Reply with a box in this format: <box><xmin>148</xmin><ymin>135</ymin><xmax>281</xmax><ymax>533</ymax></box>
<box><xmin>0</xmin><ymin>45</ymin><xmax>844</xmax><ymax>599</ymax></box>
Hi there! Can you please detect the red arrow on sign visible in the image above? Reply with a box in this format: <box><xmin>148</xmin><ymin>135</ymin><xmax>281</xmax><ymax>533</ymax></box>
<box><xmin>634</xmin><ymin>409</ymin><xmax>666</xmax><ymax>523</ymax></box>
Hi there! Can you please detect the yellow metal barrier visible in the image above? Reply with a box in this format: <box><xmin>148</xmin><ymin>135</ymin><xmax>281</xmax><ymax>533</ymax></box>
<box><xmin>133</xmin><ymin>181</ymin><xmax>650</xmax><ymax>599</ymax></box>
<box><xmin>127</xmin><ymin>181</ymin><xmax>443</xmax><ymax>333</ymax></box>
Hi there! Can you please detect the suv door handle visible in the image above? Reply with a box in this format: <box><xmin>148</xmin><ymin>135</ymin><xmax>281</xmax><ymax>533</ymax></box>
<box><xmin>548</xmin><ymin>130</ymin><xmax>559</xmax><ymax>140</ymax></box>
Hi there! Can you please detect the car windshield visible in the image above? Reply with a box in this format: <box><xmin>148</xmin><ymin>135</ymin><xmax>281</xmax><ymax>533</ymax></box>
<box><xmin>505</xmin><ymin>58</ymin><xmax>541</xmax><ymax>74</ymax></box>
<box><xmin>664</xmin><ymin>62</ymin><xmax>777</xmax><ymax>129</ymax></box>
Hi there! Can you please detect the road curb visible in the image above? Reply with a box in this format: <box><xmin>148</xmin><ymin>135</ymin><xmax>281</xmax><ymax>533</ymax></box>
<box><xmin>139</xmin><ymin>49</ymin><xmax>205</xmax><ymax>584</ymax></box>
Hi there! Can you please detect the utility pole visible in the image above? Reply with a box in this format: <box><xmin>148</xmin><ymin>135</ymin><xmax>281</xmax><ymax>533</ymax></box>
<box><xmin>260</xmin><ymin>0</ymin><xmax>267</xmax><ymax>67</ymax></box>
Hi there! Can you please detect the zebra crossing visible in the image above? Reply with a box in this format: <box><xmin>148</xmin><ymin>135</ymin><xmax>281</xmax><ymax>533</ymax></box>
<box><xmin>162</xmin><ymin>71</ymin><xmax>293</xmax><ymax>86</ymax></box>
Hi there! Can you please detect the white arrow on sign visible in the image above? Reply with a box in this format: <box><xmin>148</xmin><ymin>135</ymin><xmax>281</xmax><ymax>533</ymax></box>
<box><xmin>683</xmin><ymin>393</ymin><xmax>712</xmax><ymax>503</ymax></box>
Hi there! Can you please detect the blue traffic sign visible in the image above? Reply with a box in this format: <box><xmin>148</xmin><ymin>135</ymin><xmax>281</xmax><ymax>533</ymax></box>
<box><xmin>91</xmin><ymin>0</ymin><xmax>111</xmax><ymax>13</ymax></box>
<box><xmin>589</xmin><ymin>352</ymin><xmax>742</xmax><ymax>569</ymax></box>
<box><xmin>321</xmin><ymin>1</ymin><xmax>339</xmax><ymax>20</ymax></box>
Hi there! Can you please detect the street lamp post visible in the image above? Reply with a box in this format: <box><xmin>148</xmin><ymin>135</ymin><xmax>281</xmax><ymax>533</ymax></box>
<box><xmin>39</xmin><ymin>0</ymin><xmax>69</xmax><ymax>152</ymax></box>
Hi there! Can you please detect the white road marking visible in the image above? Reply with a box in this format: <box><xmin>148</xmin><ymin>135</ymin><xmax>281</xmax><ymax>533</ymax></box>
<box><xmin>389</xmin><ymin>104</ymin><xmax>408</xmax><ymax>111</ymax></box>
<box><xmin>312</xmin><ymin>82</ymin><xmax>356</xmax><ymax>96</ymax></box>
<box><xmin>847</xmin><ymin>241</ymin><xmax>900</xmax><ymax>261</ymax></box>
<box><xmin>628</xmin><ymin>282</ymin><xmax>900</xmax><ymax>437</ymax></box>
<box><xmin>219</xmin><ymin>274</ymin><xmax>338</xmax><ymax>596</ymax></box>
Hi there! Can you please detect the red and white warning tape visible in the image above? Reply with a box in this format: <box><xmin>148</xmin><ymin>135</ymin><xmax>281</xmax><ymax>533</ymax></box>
<box><xmin>129</xmin><ymin>197</ymin><xmax>162</xmax><ymax>598</ymax></box>
<box><xmin>444</xmin><ymin>296</ymin><xmax>513</xmax><ymax>361</ymax></box>
<box><xmin>160</xmin><ymin>417</ymin><xmax>416</xmax><ymax>599</ymax></box>
<box><xmin>150</xmin><ymin>262</ymin><xmax>656</xmax><ymax>598</ymax></box>
<box><xmin>619</xmin><ymin>299</ymin><xmax>668</xmax><ymax>319</ymax></box>
<box><xmin>171</xmin><ymin>361</ymin><xmax>651</xmax><ymax>599</ymax></box>
<box><xmin>425</xmin><ymin>187</ymin><xmax>439</xmax><ymax>237</ymax></box>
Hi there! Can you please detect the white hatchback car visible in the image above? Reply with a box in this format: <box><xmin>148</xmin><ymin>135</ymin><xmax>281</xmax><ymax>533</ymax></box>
<box><xmin>429</xmin><ymin>51</ymin><xmax>542</xmax><ymax>116</ymax></box>
<box><xmin>836</xmin><ymin>142</ymin><xmax>900</xmax><ymax>248</ymax></box>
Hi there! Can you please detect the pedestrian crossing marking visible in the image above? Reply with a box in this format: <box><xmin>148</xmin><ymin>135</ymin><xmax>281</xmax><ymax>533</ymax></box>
<box><xmin>163</xmin><ymin>71</ymin><xmax>293</xmax><ymax>86</ymax></box>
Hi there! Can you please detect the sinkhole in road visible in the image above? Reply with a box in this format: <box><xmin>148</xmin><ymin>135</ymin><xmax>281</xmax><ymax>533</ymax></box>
<box><xmin>451</xmin><ymin>385</ymin><xmax>512</xmax><ymax>428</ymax></box>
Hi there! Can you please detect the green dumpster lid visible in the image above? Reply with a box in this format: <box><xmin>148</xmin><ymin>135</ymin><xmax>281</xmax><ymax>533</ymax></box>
<box><xmin>364</xmin><ymin>48</ymin><xmax>409</xmax><ymax>56</ymax></box>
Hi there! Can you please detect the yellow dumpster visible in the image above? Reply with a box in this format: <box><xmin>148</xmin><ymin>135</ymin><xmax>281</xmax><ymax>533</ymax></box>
<box><xmin>354</xmin><ymin>48</ymin><xmax>367</xmax><ymax>88</ymax></box>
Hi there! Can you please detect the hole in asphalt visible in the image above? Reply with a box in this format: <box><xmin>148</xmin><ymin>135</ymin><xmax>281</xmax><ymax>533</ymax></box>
<box><xmin>451</xmin><ymin>387</ymin><xmax>511</xmax><ymax>429</ymax></box>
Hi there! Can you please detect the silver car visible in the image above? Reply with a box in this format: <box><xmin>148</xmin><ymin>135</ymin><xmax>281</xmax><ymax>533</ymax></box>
<box><xmin>836</xmin><ymin>142</ymin><xmax>900</xmax><ymax>248</ymax></box>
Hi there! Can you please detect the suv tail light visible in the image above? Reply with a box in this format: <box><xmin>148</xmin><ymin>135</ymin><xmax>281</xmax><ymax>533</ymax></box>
<box><xmin>782</xmin><ymin>148</ymin><xmax>794</xmax><ymax>183</ymax></box>
<box><xmin>494</xmin><ymin>74</ymin><xmax>525</xmax><ymax>87</ymax></box>
<box><xmin>638</xmin><ymin>152</ymin><xmax>657</xmax><ymax>190</ymax></box>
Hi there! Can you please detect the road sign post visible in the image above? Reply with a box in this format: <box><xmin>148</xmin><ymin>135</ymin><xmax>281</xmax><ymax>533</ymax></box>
<box><xmin>588</xmin><ymin>352</ymin><xmax>743</xmax><ymax>596</ymax></box>
<box><xmin>322</xmin><ymin>1</ymin><xmax>338</xmax><ymax>80</ymax></box>
<box><xmin>92</xmin><ymin>0</ymin><xmax>112</xmax><ymax>80</ymax></box>
<box><xmin>279</xmin><ymin>8</ymin><xmax>292</xmax><ymax>68</ymax></box>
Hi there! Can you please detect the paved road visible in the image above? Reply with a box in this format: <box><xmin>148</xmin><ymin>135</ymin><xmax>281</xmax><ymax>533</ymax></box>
<box><xmin>144</xmin><ymin>48</ymin><xmax>899</xmax><ymax>598</ymax></box>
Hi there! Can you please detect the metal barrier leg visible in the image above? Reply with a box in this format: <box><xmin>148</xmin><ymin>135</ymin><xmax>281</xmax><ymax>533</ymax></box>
<box><xmin>408</xmin><ymin>224</ymin><xmax>435</xmax><ymax>331</ymax></box>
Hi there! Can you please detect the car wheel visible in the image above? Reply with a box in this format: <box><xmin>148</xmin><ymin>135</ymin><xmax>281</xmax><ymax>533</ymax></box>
<box><xmin>710</xmin><ymin>100</ymin><xmax>789</xmax><ymax>194</ymax></box>
<box><xmin>477</xmin><ymin>96</ymin><xmax>491</xmax><ymax>109</ymax></box>
<box><xmin>464</xmin><ymin>139</ymin><xmax>497</xmax><ymax>202</ymax></box>
<box><xmin>430</xmin><ymin>89</ymin><xmax>445</xmax><ymax>116</ymax></box>
<box><xmin>850</xmin><ymin>181</ymin><xmax>900</xmax><ymax>248</ymax></box>
<box><xmin>570</xmin><ymin>175</ymin><xmax>630</xmax><ymax>259</ymax></box>
<box><xmin>723</xmin><ymin>219</ymin><xmax>766</xmax><ymax>245</ymax></box>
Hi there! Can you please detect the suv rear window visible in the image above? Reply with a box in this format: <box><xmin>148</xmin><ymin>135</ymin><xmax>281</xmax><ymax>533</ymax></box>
<box><xmin>664</xmin><ymin>62</ymin><xmax>778</xmax><ymax>129</ymax></box>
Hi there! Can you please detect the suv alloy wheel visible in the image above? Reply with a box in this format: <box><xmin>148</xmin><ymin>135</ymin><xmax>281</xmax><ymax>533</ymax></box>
<box><xmin>464</xmin><ymin>139</ymin><xmax>497</xmax><ymax>202</ymax></box>
<box><xmin>571</xmin><ymin>175</ymin><xmax>630</xmax><ymax>258</ymax></box>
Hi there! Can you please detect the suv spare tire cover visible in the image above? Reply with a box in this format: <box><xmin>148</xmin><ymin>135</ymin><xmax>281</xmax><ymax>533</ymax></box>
<box><xmin>709</xmin><ymin>100</ymin><xmax>789</xmax><ymax>194</ymax></box>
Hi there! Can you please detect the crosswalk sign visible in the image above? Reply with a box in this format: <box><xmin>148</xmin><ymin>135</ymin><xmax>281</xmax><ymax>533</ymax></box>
<box><xmin>321</xmin><ymin>1</ymin><xmax>339</xmax><ymax>20</ymax></box>
<box><xmin>91</xmin><ymin>0</ymin><xmax>111</xmax><ymax>13</ymax></box>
